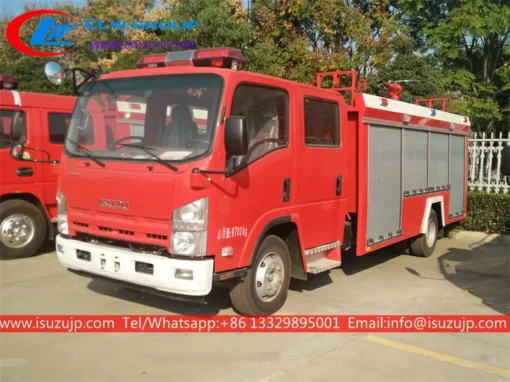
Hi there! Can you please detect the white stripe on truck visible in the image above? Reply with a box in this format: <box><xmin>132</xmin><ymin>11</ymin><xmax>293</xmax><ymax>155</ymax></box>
<box><xmin>11</xmin><ymin>90</ymin><xmax>21</xmax><ymax>106</ymax></box>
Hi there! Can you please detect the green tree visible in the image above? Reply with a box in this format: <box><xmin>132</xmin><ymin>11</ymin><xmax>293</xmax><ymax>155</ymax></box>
<box><xmin>249</xmin><ymin>0</ymin><xmax>406</xmax><ymax>84</ymax></box>
<box><xmin>396</xmin><ymin>0</ymin><xmax>510</xmax><ymax>133</ymax></box>
<box><xmin>366</xmin><ymin>40</ymin><xmax>446</xmax><ymax>104</ymax></box>
<box><xmin>156</xmin><ymin>0</ymin><xmax>252</xmax><ymax>49</ymax></box>
<box><xmin>2</xmin><ymin>55</ymin><xmax>74</xmax><ymax>95</ymax></box>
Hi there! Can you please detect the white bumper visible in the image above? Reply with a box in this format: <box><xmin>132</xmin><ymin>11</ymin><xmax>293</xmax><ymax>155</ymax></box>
<box><xmin>56</xmin><ymin>235</ymin><xmax>214</xmax><ymax>296</ymax></box>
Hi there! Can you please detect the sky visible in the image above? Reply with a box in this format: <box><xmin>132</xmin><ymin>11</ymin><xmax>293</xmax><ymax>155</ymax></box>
<box><xmin>1</xmin><ymin>0</ymin><xmax>250</xmax><ymax>18</ymax></box>
<box><xmin>1</xmin><ymin>0</ymin><xmax>87</xmax><ymax>18</ymax></box>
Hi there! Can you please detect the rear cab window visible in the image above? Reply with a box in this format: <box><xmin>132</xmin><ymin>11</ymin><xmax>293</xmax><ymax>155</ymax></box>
<box><xmin>304</xmin><ymin>98</ymin><xmax>340</xmax><ymax>147</ymax></box>
<box><xmin>48</xmin><ymin>112</ymin><xmax>72</xmax><ymax>144</ymax></box>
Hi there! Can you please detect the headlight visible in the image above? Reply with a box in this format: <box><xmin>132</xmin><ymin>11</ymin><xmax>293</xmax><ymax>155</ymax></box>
<box><xmin>56</xmin><ymin>190</ymin><xmax>68</xmax><ymax>234</ymax></box>
<box><xmin>171</xmin><ymin>197</ymin><xmax>208</xmax><ymax>256</ymax></box>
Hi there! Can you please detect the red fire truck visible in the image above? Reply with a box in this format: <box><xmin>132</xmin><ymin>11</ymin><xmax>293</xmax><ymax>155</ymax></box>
<box><xmin>1</xmin><ymin>74</ymin><xmax>76</xmax><ymax>259</ymax></box>
<box><xmin>35</xmin><ymin>48</ymin><xmax>470</xmax><ymax>315</ymax></box>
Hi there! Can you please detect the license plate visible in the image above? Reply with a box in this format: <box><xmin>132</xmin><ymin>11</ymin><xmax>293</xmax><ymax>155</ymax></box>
<box><xmin>99</xmin><ymin>253</ymin><xmax>122</xmax><ymax>274</ymax></box>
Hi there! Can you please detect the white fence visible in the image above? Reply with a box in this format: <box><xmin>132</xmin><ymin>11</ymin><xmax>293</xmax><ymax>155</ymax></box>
<box><xmin>468</xmin><ymin>132</ymin><xmax>509</xmax><ymax>193</ymax></box>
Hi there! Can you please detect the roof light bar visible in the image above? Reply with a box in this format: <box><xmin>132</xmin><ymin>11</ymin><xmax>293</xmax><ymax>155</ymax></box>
<box><xmin>0</xmin><ymin>74</ymin><xmax>18</xmax><ymax>90</ymax></box>
<box><xmin>137</xmin><ymin>47</ymin><xmax>246</xmax><ymax>70</ymax></box>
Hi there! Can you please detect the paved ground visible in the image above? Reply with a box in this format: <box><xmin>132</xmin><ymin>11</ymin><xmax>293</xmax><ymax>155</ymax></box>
<box><xmin>0</xmin><ymin>234</ymin><xmax>509</xmax><ymax>382</ymax></box>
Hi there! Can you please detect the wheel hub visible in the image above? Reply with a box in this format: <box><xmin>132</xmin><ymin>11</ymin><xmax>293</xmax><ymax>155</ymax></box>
<box><xmin>426</xmin><ymin>219</ymin><xmax>437</xmax><ymax>248</ymax></box>
<box><xmin>0</xmin><ymin>214</ymin><xmax>35</xmax><ymax>249</ymax></box>
<box><xmin>255</xmin><ymin>252</ymin><xmax>284</xmax><ymax>302</ymax></box>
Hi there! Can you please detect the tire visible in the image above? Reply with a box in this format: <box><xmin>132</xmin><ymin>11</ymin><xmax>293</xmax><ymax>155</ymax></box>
<box><xmin>410</xmin><ymin>209</ymin><xmax>438</xmax><ymax>258</ymax></box>
<box><xmin>0</xmin><ymin>200</ymin><xmax>47</xmax><ymax>260</ymax></box>
<box><xmin>229</xmin><ymin>235</ymin><xmax>291</xmax><ymax>316</ymax></box>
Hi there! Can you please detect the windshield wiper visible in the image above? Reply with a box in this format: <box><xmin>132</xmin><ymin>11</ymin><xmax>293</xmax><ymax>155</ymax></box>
<box><xmin>119</xmin><ymin>144</ymin><xmax>178</xmax><ymax>171</ymax></box>
<box><xmin>66</xmin><ymin>138</ymin><xmax>106</xmax><ymax>167</ymax></box>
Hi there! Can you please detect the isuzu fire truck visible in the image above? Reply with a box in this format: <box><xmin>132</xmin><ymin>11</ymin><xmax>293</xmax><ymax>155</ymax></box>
<box><xmin>36</xmin><ymin>48</ymin><xmax>471</xmax><ymax>315</ymax></box>
<box><xmin>1</xmin><ymin>74</ymin><xmax>76</xmax><ymax>259</ymax></box>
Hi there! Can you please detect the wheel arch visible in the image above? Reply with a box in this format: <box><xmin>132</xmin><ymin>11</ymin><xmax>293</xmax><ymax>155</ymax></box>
<box><xmin>1</xmin><ymin>193</ymin><xmax>46</xmax><ymax>213</ymax></box>
<box><xmin>0</xmin><ymin>193</ymin><xmax>50</xmax><ymax>227</ymax></box>
<box><xmin>420</xmin><ymin>196</ymin><xmax>445</xmax><ymax>234</ymax></box>
<box><xmin>249</xmin><ymin>216</ymin><xmax>306</xmax><ymax>281</ymax></box>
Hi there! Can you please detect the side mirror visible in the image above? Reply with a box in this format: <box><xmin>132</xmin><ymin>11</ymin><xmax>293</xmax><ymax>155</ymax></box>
<box><xmin>501</xmin><ymin>146</ymin><xmax>510</xmax><ymax>176</ymax></box>
<box><xmin>225</xmin><ymin>116</ymin><xmax>249</xmax><ymax>156</ymax></box>
<box><xmin>10</xmin><ymin>111</ymin><xmax>25</xmax><ymax>143</ymax></box>
<box><xmin>11</xmin><ymin>143</ymin><xmax>25</xmax><ymax>159</ymax></box>
<box><xmin>44</xmin><ymin>61</ymin><xmax>65</xmax><ymax>86</ymax></box>
<box><xmin>45</xmin><ymin>62</ymin><xmax>98</xmax><ymax>95</ymax></box>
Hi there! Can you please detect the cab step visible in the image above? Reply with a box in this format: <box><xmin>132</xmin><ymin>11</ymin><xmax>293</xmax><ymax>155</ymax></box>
<box><xmin>304</xmin><ymin>241</ymin><xmax>342</xmax><ymax>274</ymax></box>
<box><xmin>307</xmin><ymin>257</ymin><xmax>342</xmax><ymax>274</ymax></box>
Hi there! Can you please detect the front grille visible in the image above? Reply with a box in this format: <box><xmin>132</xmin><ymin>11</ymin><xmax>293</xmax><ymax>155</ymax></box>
<box><xmin>147</xmin><ymin>233</ymin><xmax>168</xmax><ymax>240</ymax></box>
<box><xmin>75</xmin><ymin>233</ymin><xmax>167</xmax><ymax>255</ymax></box>
<box><xmin>71</xmin><ymin>216</ymin><xmax>169</xmax><ymax>247</ymax></box>
<box><xmin>98</xmin><ymin>226</ymin><xmax>136</xmax><ymax>236</ymax></box>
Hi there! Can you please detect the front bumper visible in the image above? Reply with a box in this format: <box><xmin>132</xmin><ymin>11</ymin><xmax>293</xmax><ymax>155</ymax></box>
<box><xmin>55</xmin><ymin>235</ymin><xmax>214</xmax><ymax>296</ymax></box>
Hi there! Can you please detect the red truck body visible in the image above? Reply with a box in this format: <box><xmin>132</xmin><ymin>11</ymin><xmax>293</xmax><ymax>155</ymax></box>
<box><xmin>0</xmin><ymin>78</ymin><xmax>76</xmax><ymax>259</ymax></box>
<box><xmin>50</xmin><ymin>48</ymin><xmax>469</xmax><ymax>315</ymax></box>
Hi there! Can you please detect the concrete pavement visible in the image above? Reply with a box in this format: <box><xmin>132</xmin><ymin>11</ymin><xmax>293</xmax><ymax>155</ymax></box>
<box><xmin>0</xmin><ymin>234</ymin><xmax>509</xmax><ymax>381</ymax></box>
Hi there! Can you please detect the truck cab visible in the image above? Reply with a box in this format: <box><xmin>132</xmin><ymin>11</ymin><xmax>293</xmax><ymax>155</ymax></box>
<box><xmin>46</xmin><ymin>48</ymin><xmax>471</xmax><ymax>315</ymax></box>
<box><xmin>0</xmin><ymin>74</ymin><xmax>76</xmax><ymax>259</ymax></box>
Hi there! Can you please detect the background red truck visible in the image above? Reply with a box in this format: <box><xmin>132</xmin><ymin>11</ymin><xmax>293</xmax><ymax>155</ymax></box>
<box><xmin>38</xmin><ymin>48</ymin><xmax>470</xmax><ymax>315</ymax></box>
<box><xmin>0</xmin><ymin>74</ymin><xmax>76</xmax><ymax>259</ymax></box>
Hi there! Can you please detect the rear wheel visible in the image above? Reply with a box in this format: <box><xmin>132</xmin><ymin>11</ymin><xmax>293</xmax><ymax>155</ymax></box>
<box><xmin>229</xmin><ymin>235</ymin><xmax>291</xmax><ymax>315</ymax></box>
<box><xmin>0</xmin><ymin>200</ymin><xmax>47</xmax><ymax>260</ymax></box>
<box><xmin>410</xmin><ymin>209</ymin><xmax>438</xmax><ymax>258</ymax></box>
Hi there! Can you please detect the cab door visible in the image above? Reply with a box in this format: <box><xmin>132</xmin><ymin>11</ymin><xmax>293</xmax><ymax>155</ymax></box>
<box><xmin>216</xmin><ymin>77</ymin><xmax>296</xmax><ymax>269</ymax></box>
<box><xmin>295</xmin><ymin>87</ymin><xmax>347</xmax><ymax>251</ymax></box>
<box><xmin>40</xmin><ymin>109</ymin><xmax>72</xmax><ymax>219</ymax></box>
<box><xmin>0</xmin><ymin>106</ymin><xmax>43</xmax><ymax>190</ymax></box>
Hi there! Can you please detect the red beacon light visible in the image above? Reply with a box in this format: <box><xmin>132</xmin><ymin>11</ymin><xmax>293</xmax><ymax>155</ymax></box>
<box><xmin>0</xmin><ymin>74</ymin><xmax>18</xmax><ymax>90</ymax></box>
<box><xmin>137</xmin><ymin>47</ymin><xmax>246</xmax><ymax>70</ymax></box>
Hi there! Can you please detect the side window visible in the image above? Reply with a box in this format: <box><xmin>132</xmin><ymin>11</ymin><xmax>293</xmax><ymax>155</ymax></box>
<box><xmin>192</xmin><ymin>107</ymin><xmax>209</xmax><ymax>135</ymax></box>
<box><xmin>76</xmin><ymin>110</ymin><xmax>95</xmax><ymax>145</ymax></box>
<box><xmin>230</xmin><ymin>84</ymin><xmax>288</xmax><ymax>164</ymax></box>
<box><xmin>130</xmin><ymin>124</ymin><xmax>144</xmax><ymax>137</ymax></box>
<box><xmin>304</xmin><ymin>98</ymin><xmax>340</xmax><ymax>147</ymax></box>
<box><xmin>0</xmin><ymin>109</ymin><xmax>27</xmax><ymax>149</ymax></box>
<box><xmin>48</xmin><ymin>112</ymin><xmax>72</xmax><ymax>144</ymax></box>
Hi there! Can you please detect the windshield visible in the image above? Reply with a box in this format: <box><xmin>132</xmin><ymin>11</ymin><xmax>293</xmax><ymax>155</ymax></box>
<box><xmin>65</xmin><ymin>74</ymin><xmax>223</xmax><ymax>163</ymax></box>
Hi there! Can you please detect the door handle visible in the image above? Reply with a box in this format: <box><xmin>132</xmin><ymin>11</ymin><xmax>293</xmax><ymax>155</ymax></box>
<box><xmin>16</xmin><ymin>167</ymin><xmax>33</xmax><ymax>177</ymax></box>
<box><xmin>283</xmin><ymin>178</ymin><xmax>291</xmax><ymax>202</ymax></box>
<box><xmin>336</xmin><ymin>175</ymin><xmax>342</xmax><ymax>196</ymax></box>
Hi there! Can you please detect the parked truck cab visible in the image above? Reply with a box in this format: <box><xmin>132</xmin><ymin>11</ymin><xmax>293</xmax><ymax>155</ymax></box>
<box><xmin>0</xmin><ymin>74</ymin><xmax>76</xmax><ymax>259</ymax></box>
<box><xmin>43</xmin><ymin>48</ymin><xmax>471</xmax><ymax>315</ymax></box>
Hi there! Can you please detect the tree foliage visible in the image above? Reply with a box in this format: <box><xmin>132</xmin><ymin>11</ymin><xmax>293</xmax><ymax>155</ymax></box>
<box><xmin>0</xmin><ymin>0</ymin><xmax>508</xmax><ymax>133</ymax></box>
<box><xmin>396</xmin><ymin>0</ymin><xmax>510</xmax><ymax>132</ymax></box>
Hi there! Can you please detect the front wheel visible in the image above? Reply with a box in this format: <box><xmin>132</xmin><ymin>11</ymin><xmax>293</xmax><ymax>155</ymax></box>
<box><xmin>409</xmin><ymin>209</ymin><xmax>438</xmax><ymax>258</ymax></box>
<box><xmin>229</xmin><ymin>235</ymin><xmax>291</xmax><ymax>315</ymax></box>
<box><xmin>0</xmin><ymin>200</ymin><xmax>47</xmax><ymax>259</ymax></box>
